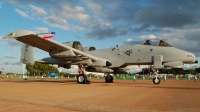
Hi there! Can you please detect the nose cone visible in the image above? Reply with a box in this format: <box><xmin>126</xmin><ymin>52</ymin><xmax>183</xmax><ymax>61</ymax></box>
<box><xmin>185</xmin><ymin>52</ymin><xmax>197</xmax><ymax>64</ymax></box>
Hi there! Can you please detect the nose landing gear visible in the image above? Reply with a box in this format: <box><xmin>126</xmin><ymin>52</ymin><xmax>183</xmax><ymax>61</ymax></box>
<box><xmin>153</xmin><ymin>77</ymin><xmax>160</xmax><ymax>84</ymax></box>
<box><xmin>105</xmin><ymin>73</ymin><xmax>113</xmax><ymax>83</ymax></box>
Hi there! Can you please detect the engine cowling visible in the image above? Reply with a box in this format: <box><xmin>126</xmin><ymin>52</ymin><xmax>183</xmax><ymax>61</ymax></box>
<box><xmin>83</xmin><ymin>47</ymin><xmax>96</xmax><ymax>52</ymax></box>
<box><xmin>58</xmin><ymin>64</ymin><xmax>71</xmax><ymax>69</ymax></box>
<box><xmin>49</xmin><ymin>41</ymin><xmax>83</xmax><ymax>58</ymax></box>
<box><xmin>63</xmin><ymin>41</ymin><xmax>83</xmax><ymax>51</ymax></box>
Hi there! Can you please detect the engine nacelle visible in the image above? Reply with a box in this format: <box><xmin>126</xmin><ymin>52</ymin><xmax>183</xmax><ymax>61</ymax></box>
<box><xmin>85</xmin><ymin>67</ymin><xmax>113</xmax><ymax>73</ymax></box>
<box><xmin>49</xmin><ymin>41</ymin><xmax>83</xmax><ymax>58</ymax></box>
<box><xmin>63</xmin><ymin>41</ymin><xmax>83</xmax><ymax>51</ymax></box>
<box><xmin>49</xmin><ymin>49</ymin><xmax>76</xmax><ymax>58</ymax></box>
<box><xmin>83</xmin><ymin>47</ymin><xmax>96</xmax><ymax>52</ymax></box>
<box><xmin>58</xmin><ymin>64</ymin><xmax>71</xmax><ymax>69</ymax></box>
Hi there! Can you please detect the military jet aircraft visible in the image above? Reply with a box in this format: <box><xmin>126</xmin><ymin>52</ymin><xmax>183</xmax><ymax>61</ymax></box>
<box><xmin>3</xmin><ymin>30</ymin><xmax>198</xmax><ymax>84</ymax></box>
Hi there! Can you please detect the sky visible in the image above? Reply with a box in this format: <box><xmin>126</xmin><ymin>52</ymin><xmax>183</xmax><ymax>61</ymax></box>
<box><xmin>0</xmin><ymin>0</ymin><xmax>200</xmax><ymax>74</ymax></box>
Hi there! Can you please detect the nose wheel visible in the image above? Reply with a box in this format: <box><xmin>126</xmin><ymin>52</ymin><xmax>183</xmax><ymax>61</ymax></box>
<box><xmin>105</xmin><ymin>74</ymin><xmax>113</xmax><ymax>83</ymax></box>
<box><xmin>153</xmin><ymin>77</ymin><xmax>160</xmax><ymax>84</ymax></box>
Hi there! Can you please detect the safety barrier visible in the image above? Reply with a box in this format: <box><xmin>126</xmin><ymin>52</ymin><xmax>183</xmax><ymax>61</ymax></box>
<box><xmin>1</xmin><ymin>74</ymin><xmax>199</xmax><ymax>83</ymax></box>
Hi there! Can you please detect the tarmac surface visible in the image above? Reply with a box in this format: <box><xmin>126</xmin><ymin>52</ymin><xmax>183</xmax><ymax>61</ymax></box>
<box><xmin>0</xmin><ymin>78</ymin><xmax>200</xmax><ymax>112</ymax></box>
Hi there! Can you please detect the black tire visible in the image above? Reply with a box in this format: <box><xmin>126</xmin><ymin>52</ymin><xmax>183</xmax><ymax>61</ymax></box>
<box><xmin>105</xmin><ymin>74</ymin><xmax>113</xmax><ymax>83</ymax></box>
<box><xmin>152</xmin><ymin>77</ymin><xmax>161</xmax><ymax>84</ymax></box>
<box><xmin>77</xmin><ymin>74</ymin><xmax>87</xmax><ymax>84</ymax></box>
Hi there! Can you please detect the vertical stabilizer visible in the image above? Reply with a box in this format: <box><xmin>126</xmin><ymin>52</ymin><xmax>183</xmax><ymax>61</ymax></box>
<box><xmin>20</xmin><ymin>44</ymin><xmax>35</xmax><ymax>65</ymax></box>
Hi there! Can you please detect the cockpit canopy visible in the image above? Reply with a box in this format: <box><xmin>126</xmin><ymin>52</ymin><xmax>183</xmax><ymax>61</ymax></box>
<box><xmin>142</xmin><ymin>39</ymin><xmax>173</xmax><ymax>47</ymax></box>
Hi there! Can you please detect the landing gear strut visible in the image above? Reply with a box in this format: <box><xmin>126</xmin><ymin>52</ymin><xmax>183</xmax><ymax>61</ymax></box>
<box><xmin>152</xmin><ymin>69</ymin><xmax>161</xmax><ymax>84</ymax></box>
<box><xmin>105</xmin><ymin>73</ymin><xmax>113</xmax><ymax>83</ymax></box>
<box><xmin>77</xmin><ymin>64</ymin><xmax>90</xmax><ymax>84</ymax></box>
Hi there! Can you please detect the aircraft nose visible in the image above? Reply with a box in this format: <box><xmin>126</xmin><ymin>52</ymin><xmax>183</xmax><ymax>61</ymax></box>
<box><xmin>183</xmin><ymin>51</ymin><xmax>197</xmax><ymax>63</ymax></box>
<box><xmin>189</xmin><ymin>53</ymin><xmax>197</xmax><ymax>63</ymax></box>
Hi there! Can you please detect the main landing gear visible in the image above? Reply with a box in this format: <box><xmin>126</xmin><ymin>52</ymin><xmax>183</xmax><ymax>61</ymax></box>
<box><xmin>76</xmin><ymin>64</ymin><xmax>90</xmax><ymax>84</ymax></box>
<box><xmin>105</xmin><ymin>73</ymin><xmax>113</xmax><ymax>83</ymax></box>
<box><xmin>77</xmin><ymin>74</ymin><xmax>91</xmax><ymax>84</ymax></box>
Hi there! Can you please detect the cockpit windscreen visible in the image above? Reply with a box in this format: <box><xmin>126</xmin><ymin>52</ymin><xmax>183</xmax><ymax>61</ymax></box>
<box><xmin>143</xmin><ymin>39</ymin><xmax>172</xmax><ymax>47</ymax></box>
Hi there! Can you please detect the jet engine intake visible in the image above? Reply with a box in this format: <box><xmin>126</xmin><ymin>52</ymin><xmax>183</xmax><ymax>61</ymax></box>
<box><xmin>83</xmin><ymin>47</ymin><xmax>96</xmax><ymax>52</ymax></box>
<box><xmin>63</xmin><ymin>41</ymin><xmax>83</xmax><ymax>51</ymax></box>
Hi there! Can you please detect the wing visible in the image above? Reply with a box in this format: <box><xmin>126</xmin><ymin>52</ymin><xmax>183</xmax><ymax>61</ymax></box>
<box><xmin>3</xmin><ymin>30</ymin><xmax>111</xmax><ymax>67</ymax></box>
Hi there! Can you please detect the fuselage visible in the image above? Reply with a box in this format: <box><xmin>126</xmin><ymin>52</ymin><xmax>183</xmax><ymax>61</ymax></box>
<box><xmin>85</xmin><ymin>44</ymin><xmax>196</xmax><ymax>68</ymax></box>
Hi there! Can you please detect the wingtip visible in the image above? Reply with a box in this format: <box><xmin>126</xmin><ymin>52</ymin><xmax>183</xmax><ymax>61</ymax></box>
<box><xmin>3</xmin><ymin>30</ymin><xmax>36</xmax><ymax>39</ymax></box>
<box><xmin>3</xmin><ymin>32</ymin><xmax>15</xmax><ymax>39</ymax></box>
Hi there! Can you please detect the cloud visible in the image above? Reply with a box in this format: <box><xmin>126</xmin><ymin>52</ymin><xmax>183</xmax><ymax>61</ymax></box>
<box><xmin>0</xmin><ymin>2</ymin><xmax>2</xmax><ymax>8</ymax></box>
<box><xmin>138</xmin><ymin>34</ymin><xmax>156</xmax><ymax>40</ymax></box>
<box><xmin>29</xmin><ymin>4</ymin><xmax>47</xmax><ymax>16</ymax></box>
<box><xmin>44</xmin><ymin>16</ymin><xmax>84</xmax><ymax>30</ymax></box>
<box><xmin>34</xmin><ymin>27</ymin><xmax>49</xmax><ymax>33</ymax></box>
<box><xmin>12</xmin><ymin>62</ymin><xmax>22</xmax><ymax>65</ymax></box>
<box><xmin>6</xmin><ymin>0</ymin><xmax>31</xmax><ymax>6</ymax></box>
<box><xmin>125</xmin><ymin>39</ymin><xmax>133</xmax><ymax>42</ymax></box>
<box><xmin>134</xmin><ymin>5</ymin><xmax>198</xmax><ymax>28</ymax></box>
<box><xmin>86</xmin><ymin>26</ymin><xmax>129</xmax><ymax>39</ymax></box>
<box><xmin>58</xmin><ymin>65</ymin><xmax>78</xmax><ymax>73</ymax></box>
<box><xmin>41</xmin><ymin>1</ymin><xmax>98</xmax><ymax>31</ymax></box>
<box><xmin>0</xmin><ymin>36</ymin><xmax>21</xmax><ymax>47</ymax></box>
<box><xmin>83</xmin><ymin>0</ymin><xmax>139</xmax><ymax>22</ymax></box>
<box><xmin>181</xmin><ymin>64</ymin><xmax>199</xmax><ymax>70</ymax></box>
<box><xmin>0</xmin><ymin>55</ymin><xmax>18</xmax><ymax>59</ymax></box>
<box><xmin>4</xmin><ymin>62</ymin><xmax>10</xmax><ymax>65</ymax></box>
<box><xmin>83</xmin><ymin>0</ymin><xmax>200</xmax><ymax>39</ymax></box>
<box><xmin>76</xmin><ymin>35</ymin><xmax>81</xmax><ymax>39</ymax></box>
<box><xmin>127</xmin><ymin>65</ymin><xmax>148</xmax><ymax>74</ymax></box>
<box><xmin>10</xmin><ymin>46</ymin><xmax>19</xmax><ymax>50</ymax></box>
<box><xmin>15</xmin><ymin>8</ymin><xmax>29</xmax><ymax>18</ymax></box>
<box><xmin>157</xmin><ymin>28</ymin><xmax>200</xmax><ymax>56</ymax></box>
<box><xmin>34</xmin><ymin>48</ymin><xmax>46</xmax><ymax>54</ymax></box>
<box><xmin>49</xmin><ymin>3</ymin><xmax>92</xmax><ymax>25</ymax></box>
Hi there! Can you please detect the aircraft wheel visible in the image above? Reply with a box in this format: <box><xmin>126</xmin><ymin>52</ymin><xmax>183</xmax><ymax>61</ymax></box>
<box><xmin>153</xmin><ymin>77</ymin><xmax>160</xmax><ymax>84</ymax></box>
<box><xmin>105</xmin><ymin>74</ymin><xmax>113</xmax><ymax>83</ymax></box>
<box><xmin>77</xmin><ymin>74</ymin><xmax>87</xmax><ymax>84</ymax></box>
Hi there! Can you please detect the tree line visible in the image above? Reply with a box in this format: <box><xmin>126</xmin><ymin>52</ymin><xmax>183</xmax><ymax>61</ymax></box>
<box><xmin>26</xmin><ymin>62</ymin><xmax>200</xmax><ymax>76</ymax></box>
<box><xmin>26</xmin><ymin>62</ymin><xmax>59</xmax><ymax>76</ymax></box>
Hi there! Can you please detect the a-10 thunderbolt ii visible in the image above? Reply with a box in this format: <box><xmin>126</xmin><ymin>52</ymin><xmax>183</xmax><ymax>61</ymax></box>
<box><xmin>3</xmin><ymin>30</ymin><xmax>198</xmax><ymax>84</ymax></box>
